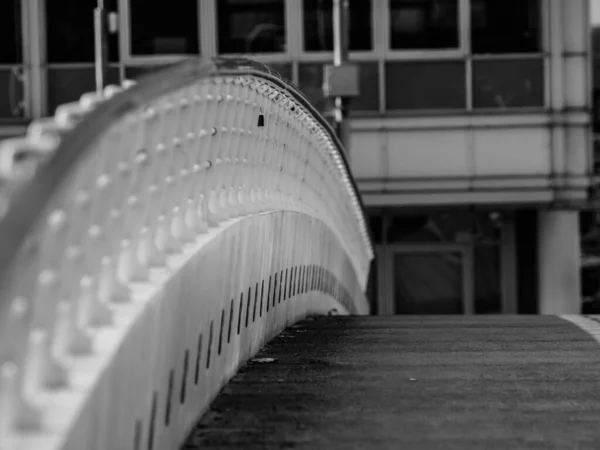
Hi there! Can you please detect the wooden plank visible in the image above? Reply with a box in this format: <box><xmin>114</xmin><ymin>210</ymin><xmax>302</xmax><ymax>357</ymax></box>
<box><xmin>183</xmin><ymin>316</ymin><xmax>600</xmax><ymax>449</ymax></box>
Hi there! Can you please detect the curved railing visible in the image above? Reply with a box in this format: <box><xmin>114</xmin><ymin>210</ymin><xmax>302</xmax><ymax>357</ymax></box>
<box><xmin>0</xmin><ymin>57</ymin><xmax>373</xmax><ymax>450</ymax></box>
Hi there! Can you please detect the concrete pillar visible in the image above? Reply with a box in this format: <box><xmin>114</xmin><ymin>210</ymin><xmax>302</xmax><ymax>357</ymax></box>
<box><xmin>538</xmin><ymin>209</ymin><xmax>581</xmax><ymax>314</ymax></box>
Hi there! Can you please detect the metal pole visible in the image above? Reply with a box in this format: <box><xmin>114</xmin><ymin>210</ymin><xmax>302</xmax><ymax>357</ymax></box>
<box><xmin>94</xmin><ymin>0</ymin><xmax>108</xmax><ymax>93</ymax></box>
<box><xmin>332</xmin><ymin>0</ymin><xmax>351</xmax><ymax>156</ymax></box>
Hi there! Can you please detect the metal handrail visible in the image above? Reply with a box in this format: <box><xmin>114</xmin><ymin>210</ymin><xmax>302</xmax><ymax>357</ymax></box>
<box><xmin>0</xmin><ymin>57</ymin><xmax>373</xmax><ymax>449</ymax></box>
<box><xmin>0</xmin><ymin>57</ymin><xmax>373</xmax><ymax>293</ymax></box>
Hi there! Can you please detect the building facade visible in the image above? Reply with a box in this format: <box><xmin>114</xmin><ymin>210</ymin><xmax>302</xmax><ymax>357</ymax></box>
<box><xmin>0</xmin><ymin>0</ymin><xmax>593</xmax><ymax>315</ymax></box>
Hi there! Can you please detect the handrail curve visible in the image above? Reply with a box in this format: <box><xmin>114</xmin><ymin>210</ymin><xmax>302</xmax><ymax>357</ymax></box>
<box><xmin>0</xmin><ymin>57</ymin><xmax>372</xmax><ymax>449</ymax></box>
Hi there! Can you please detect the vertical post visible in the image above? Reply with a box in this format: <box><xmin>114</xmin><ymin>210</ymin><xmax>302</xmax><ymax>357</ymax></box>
<box><xmin>94</xmin><ymin>0</ymin><xmax>108</xmax><ymax>93</ymax></box>
<box><xmin>332</xmin><ymin>0</ymin><xmax>351</xmax><ymax>157</ymax></box>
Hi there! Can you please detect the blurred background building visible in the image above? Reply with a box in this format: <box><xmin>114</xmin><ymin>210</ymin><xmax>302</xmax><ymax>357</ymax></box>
<box><xmin>0</xmin><ymin>0</ymin><xmax>594</xmax><ymax>315</ymax></box>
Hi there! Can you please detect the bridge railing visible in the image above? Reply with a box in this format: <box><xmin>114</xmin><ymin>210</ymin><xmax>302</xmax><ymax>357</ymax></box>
<box><xmin>0</xmin><ymin>57</ymin><xmax>372</xmax><ymax>449</ymax></box>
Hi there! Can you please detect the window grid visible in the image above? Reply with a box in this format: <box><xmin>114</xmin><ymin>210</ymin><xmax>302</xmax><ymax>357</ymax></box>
<box><xmin>29</xmin><ymin>0</ymin><xmax>551</xmax><ymax>119</ymax></box>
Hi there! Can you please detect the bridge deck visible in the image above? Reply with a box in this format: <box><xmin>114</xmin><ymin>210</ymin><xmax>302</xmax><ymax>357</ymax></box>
<box><xmin>184</xmin><ymin>316</ymin><xmax>600</xmax><ymax>449</ymax></box>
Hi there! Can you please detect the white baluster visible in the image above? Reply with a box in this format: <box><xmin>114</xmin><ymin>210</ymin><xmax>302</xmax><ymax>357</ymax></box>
<box><xmin>54</xmin><ymin>301</ymin><xmax>93</xmax><ymax>356</ymax></box>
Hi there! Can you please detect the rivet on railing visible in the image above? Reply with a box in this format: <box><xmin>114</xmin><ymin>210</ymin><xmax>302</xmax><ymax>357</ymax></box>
<box><xmin>135</xmin><ymin>148</ymin><xmax>149</xmax><ymax>165</ymax></box>
<box><xmin>103</xmin><ymin>85</ymin><xmax>123</xmax><ymax>99</ymax></box>
<box><xmin>25</xmin><ymin>120</ymin><xmax>64</xmax><ymax>150</ymax></box>
<box><xmin>54</xmin><ymin>102</ymin><xmax>89</xmax><ymax>129</ymax></box>
<box><xmin>74</xmin><ymin>190</ymin><xmax>90</xmax><ymax>207</ymax></box>
<box><xmin>143</xmin><ymin>107</ymin><xmax>157</xmax><ymax>120</ymax></box>
<box><xmin>79</xmin><ymin>92</ymin><xmax>104</xmax><ymax>111</ymax></box>
<box><xmin>121</xmin><ymin>79</ymin><xmax>136</xmax><ymax>89</ymax></box>
<box><xmin>96</xmin><ymin>174</ymin><xmax>111</xmax><ymax>189</ymax></box>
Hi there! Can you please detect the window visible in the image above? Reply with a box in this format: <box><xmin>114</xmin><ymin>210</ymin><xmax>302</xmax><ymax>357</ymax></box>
<box><xmin>385</xmin><ymin>60</ymin><xmax>465</xmax><ymax>110</ymax></box>
<box><xmin>47</xmin><ymin>0</ymin><xmax>119</xmax><ymax>63</ymax></box>
<box><xmin>471</xmin><ymin>0</ymin><xmax>541</xmax><ymax>54</ymax></box>
<box><xmin>303</xmin><ymin>0</ymin><xmax>372</xmax><ymax>52</ymax></box>
<box><xmin>0</xmin><ymin>0</ymin><xmax>22</xmax><ymax>64</ymax></box>
<box><xmin>472</xmin><ymin>58</ymin><xmax>544</xmax><ymax>108</ymax></box>
<box><xmin>388</xmin><ymin>0</ymin><xmax>459</xmax><ymax>50</ymax></box>
<box><xmin>217</xmin><ymin>0</ymin><xmax>285</xmax><ymax>54</ymax></box>
<box><xmin>129</xmin><ymin>0</ymin><xmax>199</xmax><ymax>56</ymax></box>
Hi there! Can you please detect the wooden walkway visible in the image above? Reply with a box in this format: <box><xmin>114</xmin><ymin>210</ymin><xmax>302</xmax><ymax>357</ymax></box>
<box><xmin>183</xmin><ymin>316</ymin><xmax>600</xmax><ymax>449</ymax></box>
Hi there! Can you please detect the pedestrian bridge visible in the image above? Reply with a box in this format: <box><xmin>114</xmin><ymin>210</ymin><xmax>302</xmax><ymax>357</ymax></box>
<box><xmin>0</xmin><ymin>57</ymin><xmax>599</xmax><ymax>450</ymax></box>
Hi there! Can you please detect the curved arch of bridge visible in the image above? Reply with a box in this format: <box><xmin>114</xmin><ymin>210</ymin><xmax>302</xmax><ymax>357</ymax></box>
<box><xmin>0</xmin><ymin>58</ymin><xmax>373</xmax><ymax>450</ymax></box>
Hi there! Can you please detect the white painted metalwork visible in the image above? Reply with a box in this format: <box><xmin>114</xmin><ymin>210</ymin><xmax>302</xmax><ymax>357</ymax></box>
<box><xmin>0</xmin><ymin>57</ymin><xmax>373</xmax><ymax>450</ymax></box>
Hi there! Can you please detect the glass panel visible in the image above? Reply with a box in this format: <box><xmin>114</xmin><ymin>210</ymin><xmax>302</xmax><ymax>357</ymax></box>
<box><xmin>472</xmin><ymin>58</ymin><xmax>544</xmax><ymax>109</ymax></box>
<box><xmin>0</xmin><ymin>68</ymin><xmax>24</xmax><ymax>118</ymax></box>
<box><xmin>473</xmin><ymin>245</ymin><xmax>501</xmax><ymax>314</ymax></box>
<box><xmin>389</xmin><ymin>0</ymin><xmax>459</xmax><ymax>50</ymax></box>
<box><xmin>129</xmin><ymin>0</ymin><xmax>199</xmax><ymax>56</ymax></box>
<box><xmin>303</xmin><ymin>0</ymin><xmax>372</xmax><ymax>52</ymax></box>
<box><xmin>217</xmin><ymin>0</ymin><xmax>285</xmax><ymax>54</ymax></box>
<box><xmin>47</xmin><ymin>0</ymin><xmax>119</xmax><ymax>63</ymax></box>
<box><xmin>0</xmin><ymin>0</ymin><xmax>22</xmax><ymax>64</ymax></box>
<box><xmin>385</xmin><ymin>60</ymin><xmax>465</xmax><ymax>110</ymax></box>
<box><xmin>47</xmin><ymin>67</ymin><xmax>120</xmax><ymax>113</ymax></box>
<box><xmin>471</xmin><ymin>0</ymin><xmax>541</xmax><ymax>54</ymax></box>
<box><xmin>299</xmin><ymin>62</ymin><xmax>379</xmax><ymax>113</ymax></box>
<box><xmin>393</xmin><ymin>251</ymin><xmax>463</xmax><ymax>314</ymax></box>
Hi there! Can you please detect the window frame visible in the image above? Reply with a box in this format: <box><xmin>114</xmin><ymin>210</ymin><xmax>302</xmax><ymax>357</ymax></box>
<box><xmin>381</xmin><ymin>0</ymin><xmax>468</xmax><ymax>61</ymax></box>
<box><xmin>115</xmin><ymin>0</ymin><xmax>549</xmax><ymax>115</ymax></box>
<box><xmin>467</xmin><ymin>0</ymin><xmax>549</xmax><ymax>112</ymax></box>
